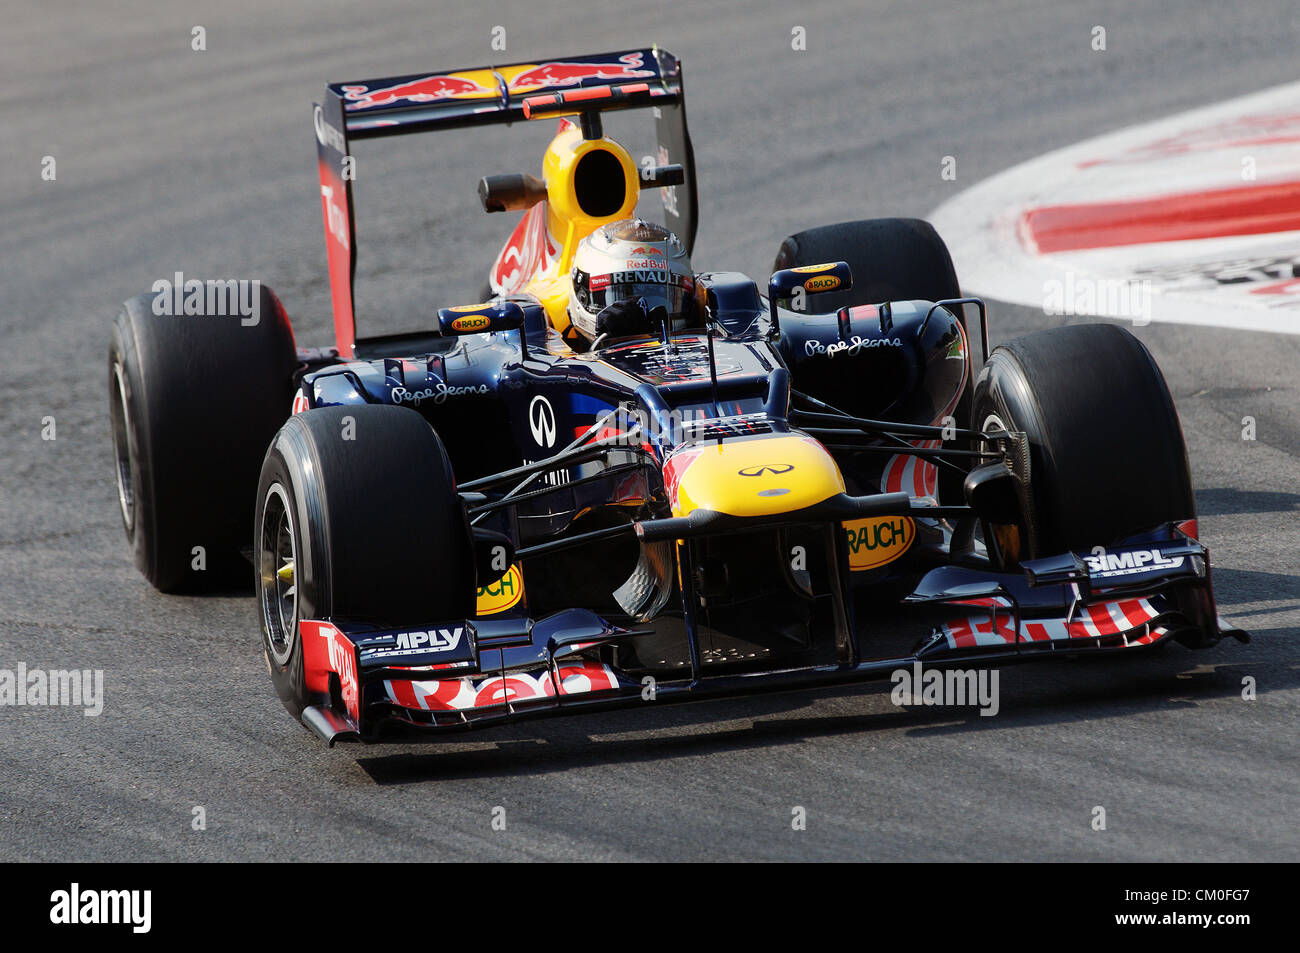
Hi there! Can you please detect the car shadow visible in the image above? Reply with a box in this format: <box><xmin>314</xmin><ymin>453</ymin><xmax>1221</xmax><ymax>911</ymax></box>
<box><xmin>1211</xmin><ymin>566</ymin><xmax>1300</xmax><ymax>604</ymax></box>
<box><xmin>1196</xmin><ymin>487</ymin><xmax>1300</xmax><ymax>516</ymax></box>
<box><xmin>354</xmin><ymin>646</ymin><xmax>1299</xmax><ymax>784</ymax></box>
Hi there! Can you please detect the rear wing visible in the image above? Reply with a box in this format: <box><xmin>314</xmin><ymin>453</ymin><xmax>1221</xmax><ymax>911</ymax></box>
<box><xmin>313</xmin><ymin>47</ymin><xmax>699</xmax><ymax>357</ymax></box>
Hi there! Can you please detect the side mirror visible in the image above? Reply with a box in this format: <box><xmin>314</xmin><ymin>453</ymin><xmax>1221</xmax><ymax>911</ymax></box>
<box><xmin>437</xmin><ymin>300</ymin><xmax>527</xmax><ymax>355</ymax></box>
<box><xmin>478</xmin><ymin>173</ymin><xmax>547</xmax><ymax>214</ymax></box>
<box><xmin>638</xmin><ymin>163</ymin><xmax>684</xmax><ymax>189</ymax></box>
<box><xmin>768</xmin><ymin>260</ymin><xmax>853</xmax><ymax>300</ymax></box>
<box><xmin>438</xmin><ymin>301</ymin><xmax>524</xmax><ymax>335</ymax></box>
<box><xmin>766</xmin><ymin>260</ymin><xmax>852</xmax><ymax>336</ymax></box>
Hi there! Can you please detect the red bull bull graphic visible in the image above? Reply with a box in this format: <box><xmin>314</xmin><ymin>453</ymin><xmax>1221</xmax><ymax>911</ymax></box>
<box><xmin>508</xmin><ymin>53</ymin><xmax>654</xmax><ymax>92</ymax></box>
<box><xmin>341</xmin><ymin>54</ymin><xmax>659</xmax><ymax>112</ymax></box>
<box><xmin>341</xmin><ymin>73</ymin><xmax>496</xmax><ymax>111</ymax></box>
<box><xmin>491</xmin><ymin>202</ymin><xmax>560</xmax><ymax>294</ymax></box>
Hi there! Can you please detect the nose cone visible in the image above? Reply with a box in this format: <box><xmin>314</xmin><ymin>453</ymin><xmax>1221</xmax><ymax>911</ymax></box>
<box><xmin>664</xmin><ymin>434</ymin><xmax>846</xmax><ymax>518</ymax></box>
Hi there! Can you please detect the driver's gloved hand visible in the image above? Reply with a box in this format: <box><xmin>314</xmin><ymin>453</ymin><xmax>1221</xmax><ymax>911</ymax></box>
<box><xmin>595</xmin><ymin>297</ymin><xmax>652</xmax><ymax>340</ymax></box>
<box><xmin>645</xmin><ymin>305</ymin><xmax>669</xmax><ymax>332</ymax></box>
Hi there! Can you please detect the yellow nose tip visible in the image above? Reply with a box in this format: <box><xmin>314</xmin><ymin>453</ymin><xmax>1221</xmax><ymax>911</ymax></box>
<box><xmin>668</xmin><ymin>434</ymin><xmax>845</xmax><ymax>518</ymax></box>
<box><xmin>277</xmin><ymin>561</ymin><xmax>294</xmax><ymax>584</ymax></box>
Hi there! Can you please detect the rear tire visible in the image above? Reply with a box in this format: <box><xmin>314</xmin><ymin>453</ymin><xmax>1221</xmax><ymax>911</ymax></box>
<box><xmin>971</xmin><ymin>323</ymin><xmax>1194</xmax><ymax>562</ymax></box>
<box><xmin>774</xmin><ymin>217</ymin><xmax>962</xmax><ymax>320</ymax></box>
<box><xmin>109</xmin><ymin>285</ymin><xmax>298</xmax><ymax>592</ymax></box>
<box><xmin>255</xmin><ymin>405</ymin><xmax>476</xmax><ymax>719</ymax></box>
<box><xmin>775</xmin><ymin>217</ymin><xmax>970</xmax><ymax>502</ymax></box>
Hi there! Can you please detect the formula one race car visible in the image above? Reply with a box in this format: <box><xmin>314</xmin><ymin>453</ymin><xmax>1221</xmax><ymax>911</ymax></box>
<box><xmin>109</xmin><ymin>47</ymin><xmax>1245</xmax><ymax>744</ymax></box>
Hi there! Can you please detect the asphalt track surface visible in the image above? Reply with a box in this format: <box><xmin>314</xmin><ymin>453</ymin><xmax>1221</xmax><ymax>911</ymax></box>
<box><xmin>2</xmin><ymin>1</ymin><xmax>1297</xmax><ymax>862</ymax></box>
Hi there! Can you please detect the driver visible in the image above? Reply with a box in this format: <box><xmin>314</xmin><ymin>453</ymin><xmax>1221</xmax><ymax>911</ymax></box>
<box><xmin>568</xmin><ymin>218</ymin><xmax>700</xmax><ymax>349</ymax></box>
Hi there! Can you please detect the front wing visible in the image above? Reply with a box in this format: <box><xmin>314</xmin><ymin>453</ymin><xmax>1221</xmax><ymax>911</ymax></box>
<box><xmin>297</xmin><ymin>533</ymin><xmax>1244</xmax><ymax>745</ymax></box>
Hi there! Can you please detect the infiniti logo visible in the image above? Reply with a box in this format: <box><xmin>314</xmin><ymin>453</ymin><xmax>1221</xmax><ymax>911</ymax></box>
<box><xmin>529</xmin><ymin>395</ymin><xmax>556</xmax><ymax>448</ymax></box>
<box><xmin>738</xmin><ymin>464</ymin><xmax>794</xmax><ymax>477</ymax></box>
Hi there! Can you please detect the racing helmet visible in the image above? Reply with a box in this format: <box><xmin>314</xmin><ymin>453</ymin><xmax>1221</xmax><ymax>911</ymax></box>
<box><xmin>569</xmin><ymin>219</ymin><xmax>696</xmax><ymax>343</ymax></box>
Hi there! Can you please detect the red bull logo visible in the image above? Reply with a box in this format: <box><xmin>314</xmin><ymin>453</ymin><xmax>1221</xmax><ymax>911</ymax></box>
<box><xmin>509</xmin><ymin>53</ymin><xmax>654</xmax><ymax>92</ymax></box>
<box><xmin>341</xmin><ymin>74</ymin><xmax>494</xmax><ymax>111</ymax></box>
<box><xmin>492</xmin><ymin>203</ymin><xmax>559</xmax><ymax>293</ymax></box>
<box><xmin>629</xmin><ymin>246</ymin><xmax>665</xmax><ymax>257</ymax></box>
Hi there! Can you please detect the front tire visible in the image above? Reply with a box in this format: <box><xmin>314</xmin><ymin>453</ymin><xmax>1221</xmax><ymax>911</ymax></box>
<box><xmin>971</xmin><ymin>323</ymin><xmax>1194</xmax><ymax>563</ymax></box>
<box><xmin>255</xmin><ymin>405</ymin><xmax>476</xmax><ymax>719</ymax></box>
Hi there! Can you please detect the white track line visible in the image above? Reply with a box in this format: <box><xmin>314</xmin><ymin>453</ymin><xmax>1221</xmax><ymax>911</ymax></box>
<box><xmin>931</xmin><ymin>81</ymin><xmax>1300</xmax><ymax>335</ymax></box>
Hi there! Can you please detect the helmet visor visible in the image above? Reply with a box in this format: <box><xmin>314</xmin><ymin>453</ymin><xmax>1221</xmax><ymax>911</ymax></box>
<box><xmin>589</xmin><ymin>272</ymin><xmax>688</xmax><ymax>318</ymax></box>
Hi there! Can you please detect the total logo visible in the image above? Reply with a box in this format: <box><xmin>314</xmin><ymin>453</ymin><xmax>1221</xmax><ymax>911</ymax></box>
<box><xmin>319</xmin><ymin>183</ymin><xmax>350</xmax><ymax>252</ymax></box>
<box><xmin>322</xmin><ymin>625</ymin><xmax>359</xmax><ymax>719</ymax></box>
<box><xmin>844</xmin><ymin>516</ymin><xmax>915</xmax><ymax>571</ymax></box>
<box><xmin>1084</xmin><ymin>549</ymin><xmax>1184</xmax><ymax>577</ymax></box>
<box><xmin>529</xmin><ymin>395</ymin><xmax>556</xmax><ymax>447</ymax></box>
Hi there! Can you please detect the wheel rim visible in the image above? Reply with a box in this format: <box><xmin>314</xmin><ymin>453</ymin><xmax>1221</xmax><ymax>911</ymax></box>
<box><xmin>259</xmin><ymin>483</ymin><xmax>298</xmax><ymax>665</ymax></box>
<box><xmin>981</xmin><ymin>412</ymin><xmax>1023</xmax><ymax>564</ymax></box>
<box><xmin>109</xmin><ymin>362</ymin><xmax>135</xmax><ymax>534</ymax></box>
